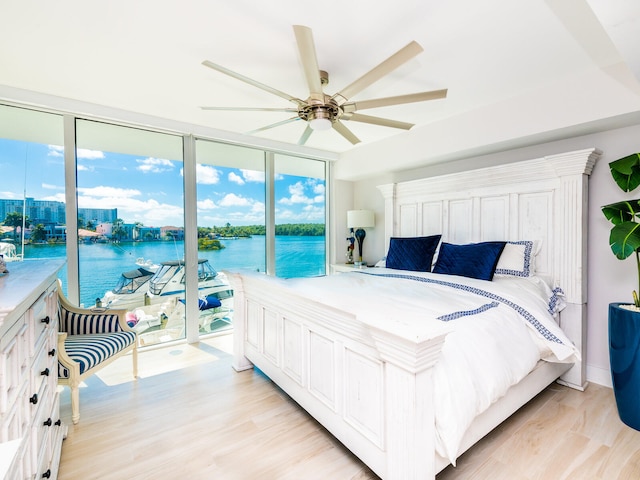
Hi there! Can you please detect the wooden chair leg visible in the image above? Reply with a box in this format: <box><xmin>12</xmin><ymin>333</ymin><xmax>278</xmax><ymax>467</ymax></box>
<box><xmin>70</xmin><ymin>382</ymin><xmax>81</xmax><ymax>425</ymax></box>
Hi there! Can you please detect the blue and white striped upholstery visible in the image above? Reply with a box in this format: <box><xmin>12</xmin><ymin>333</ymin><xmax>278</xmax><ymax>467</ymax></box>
<box><xmin>58</xmin><ymin>331</ymin><xmax>137</xmax><ymax>378</ymax></box>
<box><xmin>59</xmin><ymin>308</ymin><xmax>125</xmax><ymax>335</ymax></box>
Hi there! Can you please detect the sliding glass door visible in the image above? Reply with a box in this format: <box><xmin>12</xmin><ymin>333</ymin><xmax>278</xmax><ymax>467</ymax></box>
<box><xmin>75</xmin><ymin>119</ymin><xmax>185</xmax><ymax>347</ymax></box>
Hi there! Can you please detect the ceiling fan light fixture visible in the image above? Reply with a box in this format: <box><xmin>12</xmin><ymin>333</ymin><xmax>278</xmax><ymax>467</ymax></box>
<box><xmin>308</xmin><ymin>107</ymin><xmax>333</xmax><ymax>131</ymax></box>
<box><xmin>309</xmin><ymin>117</ymin><xmax>332</xmax><ymax>131</ymax></box>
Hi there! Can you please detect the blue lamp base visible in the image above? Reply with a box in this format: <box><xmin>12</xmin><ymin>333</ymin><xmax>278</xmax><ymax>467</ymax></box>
<box><xmin>354</xmin><ymin>228</ymin><xmax>366</xmax><ymax>266</ymax></box>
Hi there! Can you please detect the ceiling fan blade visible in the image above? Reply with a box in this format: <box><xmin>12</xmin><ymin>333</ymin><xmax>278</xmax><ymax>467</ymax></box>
<box><xmin>246</xmin><ymin>116</ymin><xmax>301</xmax><ymax>135</ymax></box>
<box><xmin>297</xmin><ymin>125</ymin><xmax>313</xmax><ymax>145</ymax></box>
<box><xmin>342</xmin><ymin>89</ymin><xmax>448</xmax><ymax>113</ymax></box>
<box><xmin>293</xmin><ymin>25</ymin><xmax>324</xmax><ymax>98</ymax></box>
<box><xmin>202</xmin><ymin>60</ymin><xmax>305</xmax><ymax>106</ymax></box>
<box><xmin>200</xmin><ymin>106</ymin><xmax>299</xmax><ymax>112</ymax></box>
<box><xmin>332</xmin><ymin>41</ymin><xmax>424</xmax><ymax>105</ymax></box>
<box><xmin>332</xmin><ymin>121</ymin><xmax>361</xmax><ymax>145</ymax></box>
<box><xmin>343</xmin><ymin>113</ymin><xmax>414</xmax><ymax>130</ymax></box>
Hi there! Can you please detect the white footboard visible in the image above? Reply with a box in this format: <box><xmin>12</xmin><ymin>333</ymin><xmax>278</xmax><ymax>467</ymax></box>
<box><xmin>229</xmin><ymin>272</ymin><xmax>450</xmax><ymax>480</ymax></box>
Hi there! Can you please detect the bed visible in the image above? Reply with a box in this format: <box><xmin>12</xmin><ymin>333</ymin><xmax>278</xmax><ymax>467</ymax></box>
<box><xmin>228</xmin><ymin>148</ymin><xmax>600</xmax><ymax>479</ymax></box>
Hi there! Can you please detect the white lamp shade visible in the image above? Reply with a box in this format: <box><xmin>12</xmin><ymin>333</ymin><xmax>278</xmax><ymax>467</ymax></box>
<box><xmin>347</xmin><ymin>210</ymin><xmax>375</xmax><ymax>229</ymax></box>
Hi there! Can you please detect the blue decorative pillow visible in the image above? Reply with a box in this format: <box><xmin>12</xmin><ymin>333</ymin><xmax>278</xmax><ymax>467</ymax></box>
<box><xmin>433</xmin><ymin>241</ymin><xmax>507</xmax><ymax>281</ymax></box>
<box><xmin>179</xmin><ymin>296</ymin><xmax>222</xmax><ymax>310</ymax></box>
<box><xmin>385</xmin><ymin>235</ymin><xmax>442</xmax><ymax>272</ymax></box>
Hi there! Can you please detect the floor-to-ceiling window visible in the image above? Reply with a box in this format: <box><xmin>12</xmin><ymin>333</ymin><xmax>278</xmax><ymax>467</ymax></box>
<box><xmin>75</xmin><ymin>119</ymin><xmax>185</xmax><ymax>347</ymax></box>
<box><xmin>194</xmin><ymin>140</ymin><xmax>267</xmax><ymax>336</ymax></box>
<box><xmin>274</xmin><ymin>153</ymin><xmax>326</xmax><ymax>278</ymax></box>
<box><xmin>0</xmin><ymin>104</ymin><xmax>66</xmax><ymax>283</ymax></box>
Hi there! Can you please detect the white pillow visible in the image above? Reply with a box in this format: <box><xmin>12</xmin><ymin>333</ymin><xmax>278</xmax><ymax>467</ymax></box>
<box><xmin>495</xmin><ymin>240</ymin><xmax>536</xmax><ymax>277</ymax></box>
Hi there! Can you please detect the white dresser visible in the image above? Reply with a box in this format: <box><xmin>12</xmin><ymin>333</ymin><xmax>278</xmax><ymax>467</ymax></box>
<box><xmin>0</xmin><ymin>260</ymin><xmax>66</xmax><ymax>480</ymax></box>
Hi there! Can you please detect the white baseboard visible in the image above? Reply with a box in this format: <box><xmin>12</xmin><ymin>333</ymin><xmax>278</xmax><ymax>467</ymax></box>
<box><xmin>586</xmin><ymin>364</ymin><xmax>612</xmax><ymax>388</ymax></box>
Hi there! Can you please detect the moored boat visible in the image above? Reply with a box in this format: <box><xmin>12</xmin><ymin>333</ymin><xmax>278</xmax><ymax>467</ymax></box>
<box><xmin>102</xmin><ymin>258</ymin><xmax>233</xmax><ymax>311</ymax></box>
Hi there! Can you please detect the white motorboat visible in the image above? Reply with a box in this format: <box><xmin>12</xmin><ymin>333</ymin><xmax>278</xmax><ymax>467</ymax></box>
<box><xmin>0</xmin><ymin>242</ymin><xmax>22</xmax><ymax>262</ymax></box>
<box><xmin>102</xmin><ymin>258</ymin><xmax>233</xmax><ymax>312</ymax></box>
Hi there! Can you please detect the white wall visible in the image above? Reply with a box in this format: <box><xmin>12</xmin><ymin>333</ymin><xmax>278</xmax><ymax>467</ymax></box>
<box><xmin>343</xmin><ymin>121</ymin><xmax>640</xmax><ymax>387</ymax></box>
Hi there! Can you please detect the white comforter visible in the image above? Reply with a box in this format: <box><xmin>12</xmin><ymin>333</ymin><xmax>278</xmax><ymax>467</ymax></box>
<box><xmin>283</xmin><ymin>268</ymin><xmax>578</xmax><ymax>464</ymax></box>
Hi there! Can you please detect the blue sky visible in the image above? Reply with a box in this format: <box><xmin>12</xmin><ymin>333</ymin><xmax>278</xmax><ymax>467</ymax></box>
<box><xmin>0</xmin><ymin>138</ymin><xmax>325</xmax><ymax>227</ymax></box>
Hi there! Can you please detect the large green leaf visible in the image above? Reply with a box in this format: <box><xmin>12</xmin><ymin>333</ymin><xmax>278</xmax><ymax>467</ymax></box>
<box><xmin>610</xmin><ymin>153</ymin><xmax>640</xmax><ymax>192</ymax></box>
<box><xmin>602</xmin><ymin>200</ymin><xmax>640</xmax><ymax>225</ymax></box>
<box><xmin>609</xmin><ymin>221</ymin><xmax>640</xmax><ymax>259</ymax></box>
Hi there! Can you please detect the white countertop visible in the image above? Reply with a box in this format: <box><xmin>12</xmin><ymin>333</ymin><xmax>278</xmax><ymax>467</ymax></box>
<box><xmin>0</xmin><ymin>259</ymin><xmax>65</xmax><ymax>331</ymax></box>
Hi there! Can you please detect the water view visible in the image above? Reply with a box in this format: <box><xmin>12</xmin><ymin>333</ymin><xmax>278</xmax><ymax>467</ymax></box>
<box><xmin>22</xmin><ymin>235</ymin><xmax>325</xmax><ymax>306</ymax></box>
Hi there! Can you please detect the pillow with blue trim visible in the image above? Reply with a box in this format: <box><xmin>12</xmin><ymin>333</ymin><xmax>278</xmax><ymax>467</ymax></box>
<box><xmin>494</xmin><ymin>240</ymin><xmax>536</xmax><ymax>277</ymax></box>
<box><xmin>433</xmin><ymin>241</ymin><xmax>506</xmax><ymax>281</ymax></box>
<box><xmin>385</xmin><ymin>235</ymin><xmax>442</xmax><ymax>272</ymax></box>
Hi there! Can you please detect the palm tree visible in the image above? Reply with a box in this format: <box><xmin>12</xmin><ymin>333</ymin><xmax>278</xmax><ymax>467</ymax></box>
<box><xmin>30</xmin><ymin>223</ymin><xmax>47</xmax><ymax>243</ymax></box>
<box><xmin>3</xmin><ymin>212</ymin><xmax>30</xmax><ymax>241</ymax></box>
<box><xmin>111</xmin><ymin>218</ymin><xmax>126</xmax><ymax>243</ymax></box>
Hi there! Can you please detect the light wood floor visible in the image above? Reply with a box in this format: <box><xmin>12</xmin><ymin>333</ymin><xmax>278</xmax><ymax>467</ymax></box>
<box><xmin>58</xmin><ymin>335</ymin><xmax>640</xmax><ymax>480</ymax></box>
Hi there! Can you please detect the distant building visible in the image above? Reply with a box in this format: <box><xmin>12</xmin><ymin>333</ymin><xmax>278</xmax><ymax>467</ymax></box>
<box><xmin>78</xmin><ymin>207</ymin><xmax>117</xmax><ymax>226</ymax></box>
<box><xmin>0</xmin><ymin>197</ymin><xmax>66</xmax><ymax>225</ymax></box>
<box><xmin>161</xmin><ymin>226</ymin><xmax>184</xmax><ymax>240</ymax></box>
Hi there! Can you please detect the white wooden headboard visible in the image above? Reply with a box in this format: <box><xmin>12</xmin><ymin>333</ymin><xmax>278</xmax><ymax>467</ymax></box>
<box><xmin>377</xmin><ymin>148</ymin><xmax>601</xmax><ymax>389</ymax></box>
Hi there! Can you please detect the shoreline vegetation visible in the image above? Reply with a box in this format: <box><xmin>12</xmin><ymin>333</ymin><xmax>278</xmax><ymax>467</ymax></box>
<box><xmin>1</xmin><ymin>222</ymin><xmax>325</xmax><ymax>250</ymax></box>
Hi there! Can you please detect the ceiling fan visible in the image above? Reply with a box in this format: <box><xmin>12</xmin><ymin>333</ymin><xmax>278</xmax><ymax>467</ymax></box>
<box><xmin>201</xmin><ymin>25</ymin><xmax>447</xmax><ymax>146</ymax></box>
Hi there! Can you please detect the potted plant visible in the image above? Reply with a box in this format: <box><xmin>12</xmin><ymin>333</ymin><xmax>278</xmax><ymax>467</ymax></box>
<box><xmin>602</xmin><ymin>152</ymin><xmax>640</xmax><ymax>430</ymax></box>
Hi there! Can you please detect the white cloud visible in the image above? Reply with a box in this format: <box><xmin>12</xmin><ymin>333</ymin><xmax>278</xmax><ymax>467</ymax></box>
<box><xmin>197</xmin><ymin>164</ymin><xmax>221</xmax><ymax>184</ymax></box>
<box><xmin>219</xmin><ymin>193</ymin><xmax>252</xmax><ymax>207</ymax></box>
<box><xmin>78</xmin><ymin>148</ymin><xmax>106</xmax><ymax>160</ymax></box>
<box><xmin>48</xmin><ymin>145</ymin><xmax>105</xmax><ymax>160</ymax></box>
<box><xmin>197</xmin><ymin>198</ymin><xmax>217</xmax><ymax>210</ymax></box>
<box><xmin>136</xmin><ymin>157</ymin><xmax>174</xmax><ymax>174</ymax></box>
<box><xmin>279</xmin><ymin>181</ymin><xmax>314</xmax><ymax>205</ymax></box>
<box><xmin>241</xmin><ymin>169</ymin><xmax>265</xmax><ymax>183</ymax></box>
<box><xmin>77</xmin><ymin>186</ymin><xmax>141</xmax><ymax>198</ymax></box>
<box><xmin>228</xmin><ymin>172</ymin><xmax>245</xmax><ymax>185</ymax></box>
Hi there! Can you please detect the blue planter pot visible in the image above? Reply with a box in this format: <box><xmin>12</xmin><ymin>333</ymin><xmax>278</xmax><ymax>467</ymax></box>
<box><xmin>609</xmin><ymin>302</ymin><xmax>640</xmax><ymax>430</ymax></box>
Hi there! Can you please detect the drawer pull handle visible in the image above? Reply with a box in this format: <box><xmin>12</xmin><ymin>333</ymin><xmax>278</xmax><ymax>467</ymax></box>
<box><xmin>55</xmin><ymin>419</ymin><xmax>62</xmax><ymax>426</ymax></box>
<box><xmin>41</xmin><ymin>367</ymin><xmax>50</xmax><ymax>376</ymax></box>
<box><xmin>42</xmin><ymin>469</ymin><xmax>51</xmax><ymax>478</ymax></box>
<box><xmin>48</xmin><ymin>348</ymin><xmax>56</xmax><ymax>357</ymax></box>
<box><xmin>30</xmin><ymin>393</ymin><xmax>38</xmax><ymax>404</ymax></box>
<box><xmin>41</xmin><ymin>315</ymin><xmax>50</xmax><ymax>324</ymax></box>
<box><xmin>43</xmin><ymin>418</ymin><xmax>52</xmax><ymax>427</ymax></box>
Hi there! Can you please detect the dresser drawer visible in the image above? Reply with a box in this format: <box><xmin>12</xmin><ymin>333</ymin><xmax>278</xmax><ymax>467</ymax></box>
<box><xmin>0</xmin><ymin>317</ymin><xmax>29</xmax><ymax>414</ymax></box>
<box><xmin>30</xmin><ymin>339</ymin><xmax>55</xmax><ymax>404</ymax></box>
<box><xmin>0</xmin><ymin>381</ymin><xmax>28</xmax><ymax>442</ymax></box>
<box><xmin>29</xmin><ymin>293</ymin><xmax>51</xmax><ymax>357</ymax></box>
<box><xmin>31</xmin><ymin>383</ymin><xmax>54</xmax><ymax>479</ymax></box>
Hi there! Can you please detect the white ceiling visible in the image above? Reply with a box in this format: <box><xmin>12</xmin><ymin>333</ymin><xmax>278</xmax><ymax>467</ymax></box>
<box><xmin>1</xmin><ymin>0</ymin><xmax>639</xmax><ymax>179</ymax></box>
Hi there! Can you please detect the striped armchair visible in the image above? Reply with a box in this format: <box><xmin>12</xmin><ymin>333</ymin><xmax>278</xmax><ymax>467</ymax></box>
<box><xmin>57</xmin><ymin>280</ymin><xmax>138</xmax><ymax>424</ymax></box>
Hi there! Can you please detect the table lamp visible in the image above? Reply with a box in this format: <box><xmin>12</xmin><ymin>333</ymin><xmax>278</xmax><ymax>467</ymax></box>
<box><xmin>347</xmin><ymin>210</ymin><xmax>375</xmax><ymax>266</ymax></box>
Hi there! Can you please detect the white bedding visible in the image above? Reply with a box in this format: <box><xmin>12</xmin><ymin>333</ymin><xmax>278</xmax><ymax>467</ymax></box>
<box><xmin>281</xmin><ymin>268</ymin><xmax>579</xmax><ymax>464</ymax></box>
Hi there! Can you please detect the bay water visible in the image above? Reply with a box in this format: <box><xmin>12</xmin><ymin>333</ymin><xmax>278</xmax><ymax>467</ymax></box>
<box><xmin>22</xmin><ymin>235</ymin><xmax>325</xmax><ymax>306</ymax></box>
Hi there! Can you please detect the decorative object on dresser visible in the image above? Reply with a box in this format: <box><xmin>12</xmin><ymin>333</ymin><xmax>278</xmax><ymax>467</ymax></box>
<box><xmin>347</xmin><ymin>209</ymin><xmax>375</xmax><ymax>266</ymax></box>
<box><xmin>57</xmin><ymin>281</ymin><xmax>138</xmax><ymax>425</ymax></box>
<box><xmin>229</xmin><ymin>148</ymin><xmax>599</xmax><ymax>480</ymax></box>
<box><xmin>601</xmin><ymin>151</ymin><xmax>640</xmax><ymax>430</ymax></box>
<box><xmin>0</xmin><ymin>259</ymin><xmax>66</xmax><ymax>480</ymax></box>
